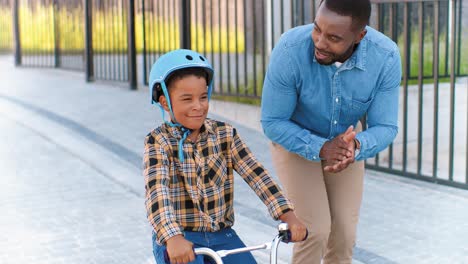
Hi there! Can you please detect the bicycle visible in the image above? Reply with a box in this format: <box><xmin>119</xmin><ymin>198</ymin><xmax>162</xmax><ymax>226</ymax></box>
<box><xmin>164</xmin><ymin>223</ymin><xmax>308</xmax><ymax>264</ymax></box>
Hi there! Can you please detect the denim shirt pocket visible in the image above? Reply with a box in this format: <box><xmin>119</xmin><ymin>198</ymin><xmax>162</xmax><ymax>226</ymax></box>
<box><xmin>340</xmin><ymin>96</ymin><xmax>372</xmax><ymax>125</ymax></box>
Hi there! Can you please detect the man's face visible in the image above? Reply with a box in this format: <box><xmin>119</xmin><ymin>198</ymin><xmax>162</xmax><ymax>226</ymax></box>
<box><xmin>311</xmin><ymin>4</ymin><xmax>366</xmax><ymax>65</ymax></box>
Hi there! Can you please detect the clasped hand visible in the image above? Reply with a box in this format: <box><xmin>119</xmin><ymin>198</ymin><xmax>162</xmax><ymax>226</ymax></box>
<box><xmin>319</xmin><ymin>126</ymin><xmax>356</xmax><ymax>173</ymax></box>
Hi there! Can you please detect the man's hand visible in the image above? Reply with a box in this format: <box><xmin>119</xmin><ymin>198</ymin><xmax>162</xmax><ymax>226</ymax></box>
<box><xmin>166</xmin><ymin>235</ymin><xmax>195</xmax><ymax>264</ymax></box>
<box><xmin>321</xmin><ymin>126</ymin><xmax>356</xmax><ymax>173</ymax></box>
<box><xmin>279</xmin><ymin>211</ymin><xmax>308</xmax><ymax>242</ymax></box>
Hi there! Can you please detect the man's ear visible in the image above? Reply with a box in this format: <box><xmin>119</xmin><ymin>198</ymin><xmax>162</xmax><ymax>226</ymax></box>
<box><xmin>159</xmin><ymin>96</ymin><xmax>170</xmax><ymax>112</ymax></box>
<box><xmin>356</xmin><ymin>29</ymin><xmax>367</xmax><ymax>44</ymax></box>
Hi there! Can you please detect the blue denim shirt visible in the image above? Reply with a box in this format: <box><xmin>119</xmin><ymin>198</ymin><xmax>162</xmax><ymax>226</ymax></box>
<box><xmin>261</xmin><ymin>24</ymin><xmax>402</xmax><ymax>161</ymax></box>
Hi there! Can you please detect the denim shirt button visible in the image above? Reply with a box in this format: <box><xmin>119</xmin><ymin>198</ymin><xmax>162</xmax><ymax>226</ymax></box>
<box><xmin>333</xmin><ymin>120</ymin><xmax>337</xmax><ymax>125</ymax></box>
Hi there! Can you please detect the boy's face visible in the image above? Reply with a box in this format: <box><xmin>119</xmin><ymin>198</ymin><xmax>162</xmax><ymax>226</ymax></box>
<box><xmin>160</xmin><ymin>75</ymin><xmax>209</xmax><ymax>131</ymax></box>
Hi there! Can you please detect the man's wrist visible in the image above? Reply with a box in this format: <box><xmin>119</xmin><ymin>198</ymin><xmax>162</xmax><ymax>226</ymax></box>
<box><xmin>354</xmin><ymin>138</ymin><xmax>361</xmax><ymax>150</ymax></box>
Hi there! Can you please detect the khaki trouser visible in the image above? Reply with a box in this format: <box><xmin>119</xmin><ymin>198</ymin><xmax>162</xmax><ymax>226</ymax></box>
<box><xmin>270</xmin><ymin>143</ymin><xmax>364</xmax><ymax>264</ymax></box>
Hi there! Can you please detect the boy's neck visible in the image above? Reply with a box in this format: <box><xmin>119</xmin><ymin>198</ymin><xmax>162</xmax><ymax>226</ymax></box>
<box><xmin>187</xmin><ymin>129</ymin><xmax>200</xmax><ymax>142</ymax></box>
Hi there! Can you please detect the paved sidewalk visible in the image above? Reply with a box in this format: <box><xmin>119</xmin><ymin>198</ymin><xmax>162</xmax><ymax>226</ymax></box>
<box><xmin>1</xmin><ymin>55</ymin><xmax>468</xmax><ymax>264</ymax></box>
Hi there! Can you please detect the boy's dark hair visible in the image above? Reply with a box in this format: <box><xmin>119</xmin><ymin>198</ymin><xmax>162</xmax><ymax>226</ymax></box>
<box><xmin>153</xmin><ymin>67</ymin><xmax>210</xmax><ymax>102</ymax></box>
<box><xmin>320</xmin><ymin>0</ymin><xmax>371</xmax><ymax>30</ymax></box>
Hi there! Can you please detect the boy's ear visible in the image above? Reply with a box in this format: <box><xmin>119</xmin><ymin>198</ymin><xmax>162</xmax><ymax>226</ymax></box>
<box><xmin>159</xmin><ymin>96</ymin><xmax>170</xmax><ymax>112</ymax></box>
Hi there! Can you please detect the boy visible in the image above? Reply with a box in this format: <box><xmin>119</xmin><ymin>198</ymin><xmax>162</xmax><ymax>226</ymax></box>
<box><xmin>143</xmin><ymin>49</ymin><xmax>307</xmax><ymax>264</ymax></box>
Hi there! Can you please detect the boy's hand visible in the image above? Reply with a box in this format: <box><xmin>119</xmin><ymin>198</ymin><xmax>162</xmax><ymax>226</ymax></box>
<box><xmin>279</xmin><ymin>211</ymin><xmax>308</xmax><ymax>242</ymax></box>
<box><xmin>166</xmin><ymin>235</ymin><xmax>195</xmax><ymax>264</ymax></box>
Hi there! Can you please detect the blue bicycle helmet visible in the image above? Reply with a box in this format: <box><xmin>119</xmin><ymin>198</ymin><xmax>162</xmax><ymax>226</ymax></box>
<box><xmin>148</xmin><ymin>49</ymin><xmax>214</xmax><ymax>162</ymax></box>
<box><xmin>149</xmin><ymin>49</ymin><xmax>214</xmax><ymax>106</ymax></box>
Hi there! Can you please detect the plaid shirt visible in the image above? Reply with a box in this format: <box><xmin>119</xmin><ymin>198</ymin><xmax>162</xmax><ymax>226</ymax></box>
<box><xmin>143</xmin><ymin>119</ymin><xmax>294</xmax><ymax>245</ymax></box>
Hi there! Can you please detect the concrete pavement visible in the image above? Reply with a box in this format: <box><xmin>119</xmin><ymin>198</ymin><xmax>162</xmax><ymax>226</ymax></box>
<box><xmin>1</xmin><ymin>55</ymin><xmax>468</xmax><ymax>263</ymax></box>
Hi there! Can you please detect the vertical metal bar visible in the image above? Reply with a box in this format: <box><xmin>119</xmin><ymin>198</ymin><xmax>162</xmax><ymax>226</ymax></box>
<box><xmin>444</xmin><ymin>2</ymin><xmax>449</xmax><ymax>76</ymax></box>
<box><xmin>290</xmin><ymin>0</ymin><xmax>294</xmax><ymax>28</ymax></box>
<box><xmin>389</xmin><ymin>4</ymin><xmax>394</xmax><ymax>42</ymax></box>
<box><xmin>299</xmin><ymin>0</ymin><xmax>304</xmax><ymax>25</ymax></box>
<box><xmin>226</xmin><ymin>0</ymin><xmax>232</xmax><ymax>94</ymax></box>
<box><xmin>210</xmin><ymin>0</ymin><xmax>214</xmax><ymax>88</ymax></box>
<box><xmin>53</xmin><ymin>0</ymin><xmax>60</xmax><ymax>67</ymax></box>
<box><xmin>13</xmin><ymin>0</ymin><xmax>21</xmax><ymax>66</ymax></box>
<box><xmin>456</xmin><ymin>0</ymin><xmax>461</xmax><ymax>76</ymax></box>
<box><xmin>127</xmin><ymin>0</ymin><xmax>137</xmax><ymax>89</ymax></box>
<box><xmin>270</xmin><ymin>0</ymin><xmax>274</xmax><ymax>47</ymax></box>
<box><xmin>104</xmin><ymin>0</ymin><xmax>109</xmax><ymax>80</ymax></box>
<box><xmin>311</xmin><ymin>0</ymin><xmax>316</xmax><ymax>22</ymax></box>
<box><xmin>194</xmin><ymin>0</ymin><xmax>198</xmax><ymax>51</ymax></box>
<box><xmin>448</xmin><ymin>0</ymin><xmax>456</xmax><ymax>181</ymax></box>
<box><xmin>95</xmin><ymin>0</ymin><xmax>100</xmax><ymax>78</ymax></box>
<box><xmin>261</xmin><ymin>0</ymin><xmax>266</xmax><ymax>87</ymax></box>
<box><xmin>375</xmin><ymin>4</ymin><xmax>381</xmax><ymax>32</ymax></box>
<box><xmin>179</xmin><ymin>0</ymin><xmax>191</xmax><ymax>49</ymax></box>
<box><xmin>203</xmin><ymin>0</ymin><xmax>207</xmax><ymax>55</ymax></box>
<box><xmin>417</xmin><ymin>2</ymin><xmax>424</xmax><ymax>176</ymax></box>
<box><xmin>84</xmin><ymin>0</ymin><xmax>93</xmax><ymax>81</ymax></box>
<box><xmin>142</xmin><ymin>0</ymin><xmax>148</xmax><ymax>85</ymax></box>
<box><xmin>172</xmin><ymin>0</ymin><xmax>176</xmax><ymax>49</ymax></box>
<box><xmin>218</xmin><ymin>0</ymin><xmax>222</xmax><ymax>94</ymax></box>
<box><xmin>252</xmin><ymin>0</ymin><xmax>257</xmax><ymax>97</ymax></box>
<box><xmin>433</xmin><ymin>0</ymin><xmax>439</xmax><ymax>179</ymax></box>
<box><xmin>243</xmin><ymin>0</ymin><xmax>247</xmax><ymax>96</ymax></box>
<box><xmin>280</xmin><ymin>0</ymin><xmax>284</xmax><ymax>33</ymax></box>
<box><xmin>235</xmin><ymin>0</ymin><xmax>239</xmax><ymax>96</ymax></box>
<box><xmin>466</xmin><ymin>78</ymin><xmax>468</xmax><ymax>184</ymax></box>
<box><xmin>402</xmin><ymin>2</ymin><xmax>410</xmax><ymax>172</ymax></box>
<box><xmin>111</xmin><ymin>0</ymin><xmax>117</xmax><ymax>81</ymax></box>
<box><xmin>122</xmin><ymin>0</ymin><xmax>127</xmax><ymax>81</ymax></box>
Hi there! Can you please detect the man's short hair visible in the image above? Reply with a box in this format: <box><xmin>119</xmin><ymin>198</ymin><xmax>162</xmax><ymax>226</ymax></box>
<box><xmin>321</xmin><ymin>0</ymin><xmax>371</xmax><ymax>30</ymax></box>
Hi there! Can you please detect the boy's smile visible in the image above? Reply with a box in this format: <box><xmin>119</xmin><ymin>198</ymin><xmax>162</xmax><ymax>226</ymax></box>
<box><xmin>161</xmin><ymin>75</ymin><xmax>209</xmax><ymax>140</ymax></box>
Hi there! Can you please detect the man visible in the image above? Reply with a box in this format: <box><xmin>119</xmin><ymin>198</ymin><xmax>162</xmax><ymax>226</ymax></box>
<box><xmin>261</xmin><ymin>0</ymin><xmax>402</xmax><ymax>263</ymax></box>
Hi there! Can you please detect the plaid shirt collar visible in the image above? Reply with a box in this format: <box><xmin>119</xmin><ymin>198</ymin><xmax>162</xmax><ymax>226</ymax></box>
<box><xmin>162</xmin><ymin>119</ymin><xmax>216</xmax><ymax>141</ymax></box>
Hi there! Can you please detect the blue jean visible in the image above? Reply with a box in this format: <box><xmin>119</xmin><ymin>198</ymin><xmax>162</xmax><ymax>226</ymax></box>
<box><xmin>152</xmin><ymin>228</ymin><xmax>257</xmax><ymax>264</ymax></box>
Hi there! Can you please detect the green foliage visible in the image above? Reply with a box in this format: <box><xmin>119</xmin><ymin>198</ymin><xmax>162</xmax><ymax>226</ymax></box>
<box><xmin>13</xmin><ymin>3</ymin><xmax>244</xmax><ymax>53</ymax></box>
<box><xmin>0</xmin><ymin>7</ymin><xmax>13</xmax><ymax>51</ymax></box>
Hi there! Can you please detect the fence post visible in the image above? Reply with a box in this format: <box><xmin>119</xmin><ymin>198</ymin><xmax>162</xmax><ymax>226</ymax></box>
<box><xmin>53</xmin><ymin>0</ymin><xmax>61</xmax><ymax>68</ymax></box>
<box><xmin>127</xmin><ymin>0</ymin><xmax>137</xmax><ymax>90</ymax></box>
<box><xmin>84</xmin><ymin>0</ymin><xmax>94</xmax><ymax>82</ymax></box>
<box><xmin>179</xmin><ymin>0</ymin><xmax>191</xmax><ymax>49</ymax></box>
<box><xmin>12</xmin><ymin>0</ymin><xmax>21</xmax><ymax>66</ymax></box>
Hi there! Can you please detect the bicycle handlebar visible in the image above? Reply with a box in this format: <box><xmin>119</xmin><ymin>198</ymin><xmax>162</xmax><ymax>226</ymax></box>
<box><xmin>163</xmin><ymin>223</ymin><xmax>308</xmax><ymax>264</ymax></box>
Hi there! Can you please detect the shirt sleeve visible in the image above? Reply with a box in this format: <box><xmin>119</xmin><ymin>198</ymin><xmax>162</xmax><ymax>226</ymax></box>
<box><xmin>355</xmin><ymin>47</ymin><xmax>402</xmax><ymax>160</ymax></box>
<box><xmin>261</xmin><ymin>39</ymin><xmax>327</xmax><ymax>161</ymax></box>
<box><xmin>230</xmin><ymin>127</ymin><xmax>294</xmax><ymax>220</ymax></box>
<box><xmin>143</xmin><ymin>133</ymin><xmax>183</xmax><ymax>245</ymax></box>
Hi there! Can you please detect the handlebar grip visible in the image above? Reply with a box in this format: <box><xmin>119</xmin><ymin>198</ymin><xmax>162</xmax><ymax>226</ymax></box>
<box><xmin>303</xmin><ymin>229</ymin><xmax>309</xmax><ymax>241</ymax></box>
<box><xmin>283</xmin><ymin>229</ymin><xmax>309</xmax><ymax>243</ymax></box>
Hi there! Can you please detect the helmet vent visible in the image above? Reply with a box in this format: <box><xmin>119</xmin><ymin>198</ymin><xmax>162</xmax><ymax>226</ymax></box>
<box><xmin>185</xmin><ymin>55</ymin><xmax>193</xmax><ymax>60</ymax></box>
<box><xmin>199</xmin><ymin>56</ymin><xmax>205</xmax><ymax>61</ymax></box>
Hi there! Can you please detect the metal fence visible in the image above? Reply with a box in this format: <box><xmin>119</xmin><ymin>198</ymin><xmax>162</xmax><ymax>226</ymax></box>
<box><xmin>1</xmin><ymin>0</ymin><xmax>467</xmax><ymax>190</ymax></box>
